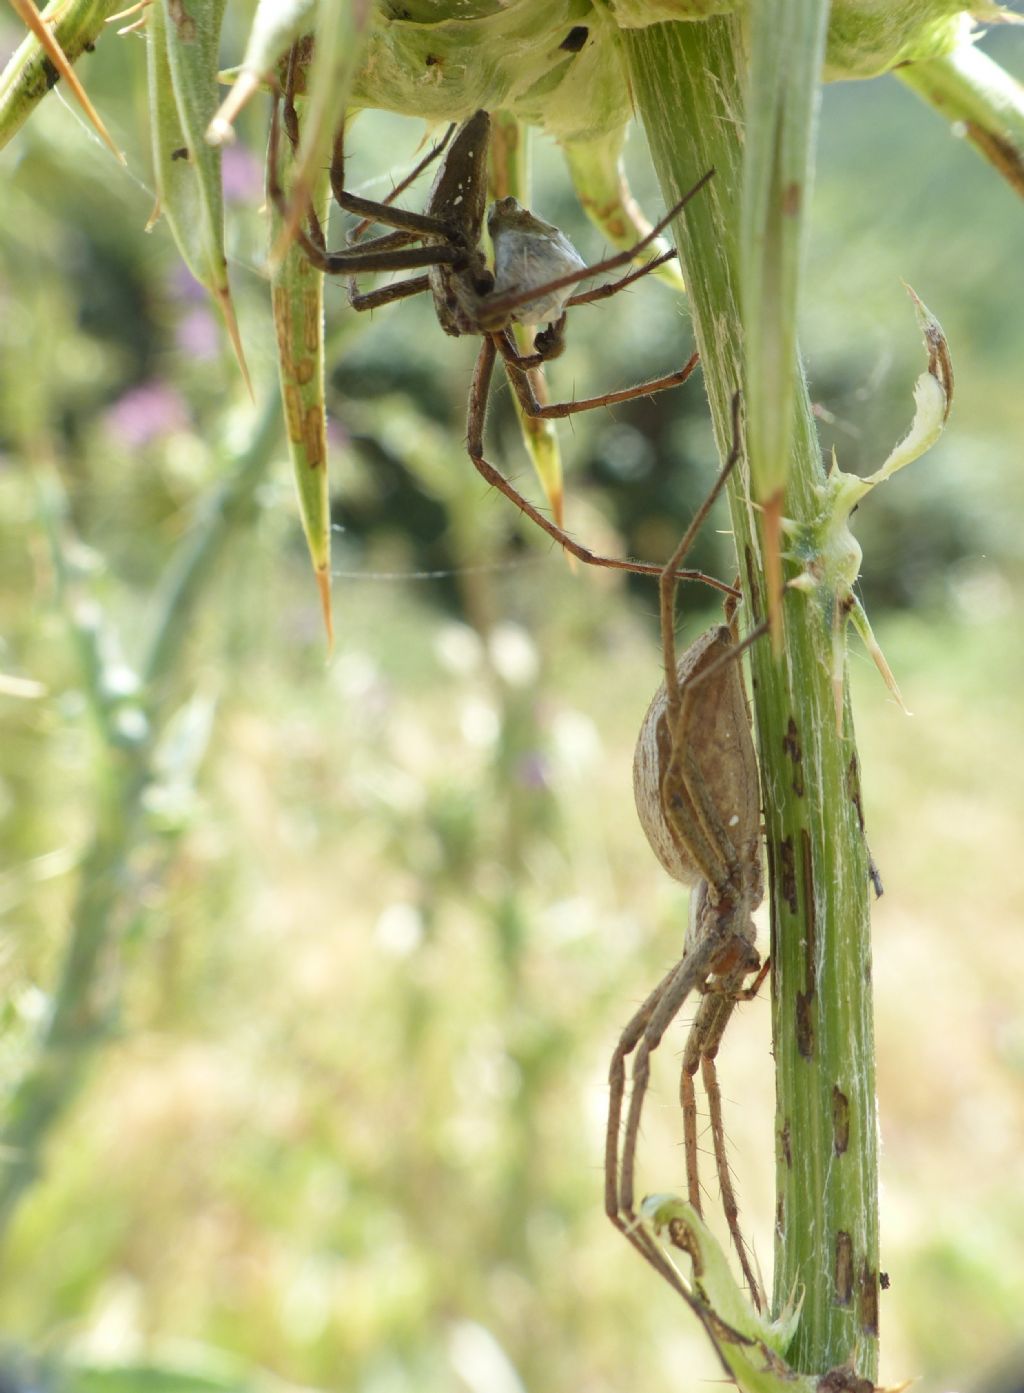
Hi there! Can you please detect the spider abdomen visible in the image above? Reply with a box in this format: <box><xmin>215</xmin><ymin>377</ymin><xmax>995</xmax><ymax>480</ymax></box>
<box><xmin>633</xmin><ymin>625</ymin><xmax>761</xmax><ymax>899</ymax></box>
<box><xmin>487</xmin><ymin>197</ymin><xmax>587</xmax><ymax>327</ymax></box>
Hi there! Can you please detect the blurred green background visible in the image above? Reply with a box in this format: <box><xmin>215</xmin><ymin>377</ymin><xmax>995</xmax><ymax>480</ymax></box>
<box><xmin>2</xmin><ymin>10</ymin><xmax>1024</xmax><ymax>1393</ymax></box>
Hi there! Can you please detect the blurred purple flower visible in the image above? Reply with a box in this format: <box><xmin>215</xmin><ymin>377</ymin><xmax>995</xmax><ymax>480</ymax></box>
<box><xmin>176</xmin><ymin>306</ymin><xmax>221</xmax><ymax>359</ymax></box>
<box><xmin>326</xmin><ymin>414</ymin><xmax>350</xmax><ymax>451</ymax></box>
<box><xmin>221</xmin><ymin>143</ymin><xmax>263</xmax><ymax>203</ymax></box>
<box><xmin>516</xmin><ymin>752</ymin><xmax>551</xmax><ymax>791</ymax></box>
<box><xmin>105</xmin><ymin>381</ymin><xmax>190</xmax><ymax>449</ymax></box>
<box><xmin>169</xmin><ymin>262</ymin><xmax>208</xmax><ymax>305</ymax></box>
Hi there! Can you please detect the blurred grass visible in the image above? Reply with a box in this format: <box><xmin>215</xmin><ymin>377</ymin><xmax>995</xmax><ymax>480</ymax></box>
<box><xmin>1</xmin><ymin>11</ymin><xmax>1024</xmax><ymax>1393</ymax></box>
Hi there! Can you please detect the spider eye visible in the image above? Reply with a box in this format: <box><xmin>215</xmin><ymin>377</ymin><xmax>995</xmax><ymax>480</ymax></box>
<box><xmin>474</xmin><ymin>270</ymin><xmax>495</xmax><ymax>295</ymax></box>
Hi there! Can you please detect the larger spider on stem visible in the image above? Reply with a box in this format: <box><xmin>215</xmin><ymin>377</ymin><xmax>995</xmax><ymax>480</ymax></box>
<box><xmin>606</xmin><ymin>396</ymin><xmax>770</xmax><ymax>1316</ymax></box>
<box><xmin>269</xmin><ymin>86</ymin><xmax>723</xmax><ymax>588</ymax></box>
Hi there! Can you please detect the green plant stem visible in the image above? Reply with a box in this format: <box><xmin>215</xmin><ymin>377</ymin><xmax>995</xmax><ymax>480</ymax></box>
<box><xmin>898</xmin><ymin>43</ymin><xmax>1024</xmax><ymax>198</ymax></box>
<box><xmin>625</xmin><ymin>17</ymin><xmax>879</xmax><ymax>1378</ymax></box>
<box><xmin>0</xmin><ymin>399</ymin><xmax>281</xmax><ymax>1240</ymax></box>
<box><xmin>141</xmin><ymin>397</ymin><xmax>281</xmax><ymax>684</ymax></box>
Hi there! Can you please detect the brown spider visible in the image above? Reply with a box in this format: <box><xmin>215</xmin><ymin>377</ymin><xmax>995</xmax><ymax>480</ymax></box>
<box><xmin>268</xmin><ymin>87</ymin><xmax>726</xmax><ymax>590</ymax></box>
<box><xmin>606</xmin><ymin>396</ymin><xmax>770</xmax><ymax>1313</ymax></box>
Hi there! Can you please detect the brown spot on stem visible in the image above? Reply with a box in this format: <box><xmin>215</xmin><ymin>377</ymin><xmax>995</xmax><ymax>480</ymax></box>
<box><xmin>801</xmin><ymin>829</ymin><xmax>816</xmax><ymax>993</ymax></box>
<box><xmin>303</xmin><ymin>289</ymin><xmax>320</xmax><ymax>352</ymax></box>
<box><xmin>779</xmin><ymin>837</ymin><xmax>797</xmax><ymax>914</ymax></box>
<box><xmin>668</xmin><ymin>1218</ymin><xmax>701</xmax><ymax>1272</ymax></box>
<box><xmin>283</xmin><ymin>385</ymin><xmax>303</xmax><ymax>444</ymax></box>
<box><xmin>272</xmin><ymin>290</ymin><xmax>293</xmax><ymax>376</ymax></box>
<box><xmin>775</xmin><ymin>1193</ymin><xmax>785</xmax><ymax>1238</ymax></box>
<box><xmin>858</xmin><ymin>1260</ymin><xmax>880</xmax><ymax>1335</ymax></box>
<box><xmin>170</xmin><ymin>147</ymin><xmax>189</xmax><ymax>162</ymax></box>
<box><xmin>796</xmin><ymin>992</ymin><xmax>815</xmax><ymax>1057</ymax></box>
<box><xmin>846</xmin><ymin>752</ymin><xmax>865</xmax><ymax>832</ymax></box>
<box><xmin>832</xmin><ymin>1086</ymin><xmax>850</xmax><ymax>1155</ymax></box>
<box><xmin>847</xmin><ymin>752</ymin><xmax>884</xmax><ymax>894</ymax></box>
<box><xmin>779</xmin><ymin>1119</ymin><xmax>792</xmax><ymax>1168</ymax></box>
<box><xmin>303</xmin><ymin>406</ymin><xmax>324</xmax><ymax>468</ymax></box>
<box><xmin>965</xmin><ymin>122</ymin><xmax>1024</xmax><ymax>197</ymax></box>
<box><xmin>783</xmin><ymin>717</ymin><xmax>805</xmax><ymax>796</ymax></box>
<box><xmin>834</xmin><ymin>1231</ymin><xmax>853</xmax><ymax>1305</ymax></box>
<box><xmin>782</xmin><ymin>181</ymin><xmax>802</xmax><ymax>216</ymax></box>
<box><xmin>167</xmin><ymin>0</ymin><xmax>197</xmax><ymax>41</ymax></box>
<box><xmin>817</xmin><ymin>1369</ymin><xmax>873</xmax><ymax>1393</ymax></box>
<box><xmin>744</xmin><ymin>544</ymin><xmax>764</xmax><ymax>623</ymax></box>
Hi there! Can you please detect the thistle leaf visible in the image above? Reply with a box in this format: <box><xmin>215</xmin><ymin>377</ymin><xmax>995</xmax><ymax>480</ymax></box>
<box><xmin>270</xmin><ymin>0</ymin><xmax>372</xmax><ymax>265</ymax></box>
<box><xmin>269</xmin><ymin>95</ymin><xmax>333</xmax><ymax>644</ymax></box>
<box><xmin>153</xmin><ymin>0</ymin><xmax>252</xmax><ymax>394</ymax></box>
<box><xmin>0</xmin><ymin>0</ymin><xmax>123</xmax><ymax>151</ymax></box>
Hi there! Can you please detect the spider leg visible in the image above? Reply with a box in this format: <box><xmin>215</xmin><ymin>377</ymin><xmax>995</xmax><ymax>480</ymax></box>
<box><xmin>496</xmin><ymin>317</ymin><xmax>567</xmax><ymax>371</ymax></box>
<box><xmin>478</xmin><ymin>168</ymin><xmax>714</xmax><ymax>328</ymax></box>
<box><xmin>345</xmin><ymin>227</ymin><xmax>422</xmax><ymax>255</ymax></box>
<box><xmin>604</xmin><ymin>951</ymin><xmax>741</xmax><ymax>1362</ymax></box>
<box><xmin>268</xmin><ymin>86</ymin><xmax>324</xmax><ymax>252</ymax></box>
<box><xmin>307</xmin><ymin>233</ymin><xmax>463</xmax><ymax>278</ymax></box>
<box><xmin>268</xmin><ymin>96</ymin><xmax>464</xmax><ymax>276</ymax></box>
<box><xmin>606</xmin><ymin>935</ymin><xmax>749</xmax><ymax>1355</ymax></box>
<box><xmin>702</xmin><ymin>1050</ymin><xmax>763</xmax><ymax>1311</ymax></box>
<box><xmin>334</xmin><ymin>188</ymin><xmax>461</xmax><ymax>242</ymax></box>
<box><xmin>496</xmin><ymin>333</ymin><xmax>699</xmax><ymax>419</ymax></box>
<box><xmin>348</xmin><ymin>274</ymin><xmax>431</xmax><ymax>314</ymax></box>
<box><xmin>606</xmin><ymin>963</ymin><xmax>704</xmax><ymax>1297</ymax></box>
<box><xmin>341</xmin><ymin>121</ymin><xmax>457</xmax><ymax>241</ymax></box>
<box><xmin>466</xmin><ymin>338</ymin><xmax>735</xmax><ymax>591</ymax></box>
<box><xmin>659</xmin><ymin>392</ymin><xmax>744</xmax><ymax>717</ymax></box>
<box><xmin>320</xmin><ymin>101</ymin><xmax>460</xmax><ymax>242</ymax></box>
<box><xmin>563</xmin><ymin>249</ymin><xmax>679</xmax><ymax>310</ymax></box>
<box><xmin>681</xmin><ymin>975</ymin><xmax>767</xmax><ymax>1312</ymax></box>
<box><xmin>680</xmin><ymin>1064</ymin><xmax>703</xmax><ymax>1212</ymax></box>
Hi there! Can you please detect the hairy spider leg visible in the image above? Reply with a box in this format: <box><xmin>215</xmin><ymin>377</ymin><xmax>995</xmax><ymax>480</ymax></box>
<box><xmin>337</xmin><ymin>119</ymin><xmax>457</xmax><ymax>241</ymax></box>
<box><xmin>604</xmin><ymin>943</ymin><xmax>747</xmax><ymax>1375</ymax></box>
<box><xmin>477</xmin><ymin>168</ymin><xmax>714</xmax><ymax>331</ymax></box>
<box><xmin>347</xmin><ymin>274</ymin><xmax>433</xmax><ymax>314</ymax></box>
<box><xmin>493</xmin><ymin>246</ymin><xmax>680</xmax><ymax>369</ymax></box>
<box><xmin>466</xmin><ymin>336</ymin><xmax>736</xmax><ymax>590</ymax></box>
<box><xmin>337</xmin><ymin>124</ymin><xmax>460</xmax><ymax>312</ymax></box>
<box><xmin>563</xmin><ymin>249</ymin><xmax>680</xmax><ymax>310</ymax></box>
<box><xmin>658</xmin><ymin>398</ymin><xmax>744</xmax><ymax>717</ymax></box>
<box><xmin>267</xmin><ymin>93</ymin><xmax>464</xmax><ymax>276</ymax></box>
<box><xmin>495</xmin><ymin>332</ymin><xmax>701</xmax><ymax>421</ymax></box>
<box><xmin>680</xmin><ymin>955</ymin><xmax>771</xmax><ymax>1311</ymax></box>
